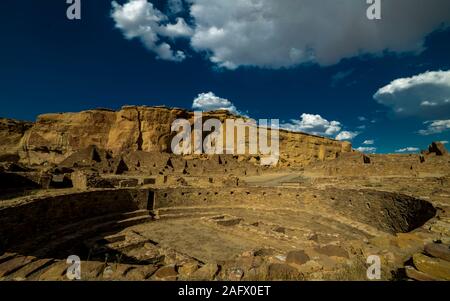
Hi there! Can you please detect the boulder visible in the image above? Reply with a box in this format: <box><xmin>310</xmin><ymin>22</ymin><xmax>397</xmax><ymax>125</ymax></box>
<box><xmin>413</xmin><ymin>253</ymin><xmax>450</xmax><ymax>280</ymax></box>
<box><xmin>405</xmin><ymin>265</ymin><xmax>439</xmax><ymax>281</ymax></box>
<box><xmin>424</xmin><ymin>243</ymin><xmax>450</xmax><ymax>261</ymax></box>
<box><xmin>267</xmin><ymin>263</ymin><xmax>302</xmax><ymax>280</ymax></box>
<box><xmin>254</xmin><ymin>248</ymin><xmax>276</xmax><ymax>257</ymax></box>
<box><xmin>178</xmin><ymin>262</ymin><xmax>199</xmax><ymax>277</ymax></box>
<box><xmin>154</xmin><ymin>265</ymin><xmax>178</xmax><ymax>280</ymax></box>
<box><xmin>126</xmin><ymin>265</ymin><xmax>158</xmax><ymax>280</ymax></box>
<box><xmin>314</xmin><ymin>245</ymin><xmax>349</xmax><ymax>259</ymax></box>
<box><xmin>190</xmin><ymin>263</ymin><xmax>219</xmax><ymax>280</ymax></box>
<box><xmin>286</xmin><ymin>250</ymin><xmax>310</xmax><ymax>266</ymax></box>
<box><xmin>102</xmin><ymin>264</ymin><xmax>134</xmax><ymax>280</ymax></box>
<box><xmin>224</xmin><ymin>267</ymin><xmax>244</xmax><ymax>281</ymax></box>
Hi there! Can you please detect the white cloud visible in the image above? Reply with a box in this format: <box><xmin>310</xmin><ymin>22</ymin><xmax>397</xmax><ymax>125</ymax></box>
<box><xmin>421</xmin><ymin>101</ymin><xmax>439</xmax><ymax>107</ymax></box>
<box><xmin>111</xmin><ymin>0</ymin><xmax>193</xmax><ymax>61</ymax></box>
<box><xmin>160</xmin><ymin>18</ymin><xmax>194</xmax><ymax>38</ymax></box>
<box><xmin>188</xmin><ymin>0</ymin><xmax>450</xmax><ymax>69</ymax></box>
<box><xmin>374</xmin><ymin>70</ymin><xmax>450</xmax><ymax>117</ymax></box>
<box><xmin>363</xmin><ymin>140</ymin><xmax>374</xmax><ymax>145</ymax></box>
<box><xmin>113</xmin><ymin>0</ymin><xmax>450</xmax><ymax>69</ymax></box>
<box><xmin>358</xmin><ymin>116</ymin><xmax>367</xmax><ymax>122</ymax></box>
<box><xmin>281</xmin><ymin>114</ymin><xmax>361</xmax><ymax>141</ymax></box>
<box><xmin>191</xmin><ymin>100</ymin><xmax>357</xmax><ymax>140</ymax></box>
<box><xmin>192</xmin><ymin>92</ymin><xmax>239</xmax><ymax>114</ymax></box>
<box><xmin>418</xmin><ymin>119</ymin><xmax>450</xmax><ymax>135</ymax></box>
<box><xmin>281</xmin><ymin>114</ymin><xmax>342</xmax><ymax>136</ymax></box>
<box><xmin>395</xmin><ymin>147</ymin><xmax>420</xmax><ymax>153</ymax></box>
<box><xmin>356</xmin><ymin>147</ymin><xmax>377</xmax><ymax>153</ymax></box>
<box><xmin>441</xmin><ymin>140</ymin><xmax>449</xmax><ymax>144</ymax></box>
<box><xmin>336</xmin><ymin>131</ymin><xmax>359</xmax><ymax>141</ymax></box>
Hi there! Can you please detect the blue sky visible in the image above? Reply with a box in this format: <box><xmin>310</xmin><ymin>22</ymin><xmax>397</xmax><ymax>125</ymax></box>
<box><xmin>0</xmin><ymin>0</ymin><xmax>449</xmax><ymax>153</ymax></box>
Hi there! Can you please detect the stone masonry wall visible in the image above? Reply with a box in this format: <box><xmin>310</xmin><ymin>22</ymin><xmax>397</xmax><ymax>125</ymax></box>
<box><xmin>0</xmin><ymin>189</ymin><xmax>150</xmax><ymax>249</ymax></box>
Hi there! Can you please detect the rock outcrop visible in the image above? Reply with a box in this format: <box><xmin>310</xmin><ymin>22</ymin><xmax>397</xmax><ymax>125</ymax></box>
<box><xmin>1</xmin><ymin>106</ymin><xmax>351</xmax><ymax>166</ymax></box>
<box><xmin>0</xmin><ymin>118</ymin><xmax>32</xmax><ymax>162</ymax></box>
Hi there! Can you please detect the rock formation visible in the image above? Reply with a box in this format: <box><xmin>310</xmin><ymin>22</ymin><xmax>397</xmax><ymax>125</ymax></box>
<box><xmin>0</xmin><ymin>118</ymin><xmax>32</xmax><ymax>162</ymax></box>
<box><xmin>1</xmin><ymin>106</ymin><xmax>449</xmax><ymax>282</ymax></box>
<box><xmin>1</xmin><ymin>106</ymin><xmax>351</xmax><ymax>166</ymax></box>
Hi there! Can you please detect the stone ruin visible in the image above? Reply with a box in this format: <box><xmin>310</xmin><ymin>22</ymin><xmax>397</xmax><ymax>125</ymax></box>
<box><xmin>0</xmin><ymin>106</ymin><xmax>449</xmax><ymax>281</ymax></box>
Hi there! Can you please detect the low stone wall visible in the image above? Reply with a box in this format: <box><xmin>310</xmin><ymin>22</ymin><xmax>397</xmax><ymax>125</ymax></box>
<box><xmin>0</xmin><ymin>189</ymin><xmax>150</xmax><ymax>250</ymax></box>
<box><xmin>154</xmin><ymin>187</ymin><xmax>298</xmax><ymax>208</ymax></box>
<box><xmin>0</xmin><ymin>186</ymin><xmax>436</xmax><ymax>254</ymax></box>
<box><xmin>153</xmin><ymin>187</ymin><xmax>436</xmax><ymax>234</ymax></box>
<box><xmin>305</xmin><ymin>153</ymin><xmax>450</xmax><ymax>177</ymax></box>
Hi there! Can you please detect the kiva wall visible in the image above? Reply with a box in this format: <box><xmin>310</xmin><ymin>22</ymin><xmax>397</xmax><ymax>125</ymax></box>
<box><xmin>0</xmin><ymin>189</ymin><xmax>150</xmax><ymax>250</ymax></box>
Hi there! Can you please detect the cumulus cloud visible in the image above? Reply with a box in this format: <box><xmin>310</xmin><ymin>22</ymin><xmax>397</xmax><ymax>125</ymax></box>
<box><xmin>111</xmin><ymin>0</ymin><xmax>193</xmax><ymax>61</ymax></box>
<box><xmin>191</xmin><ymin>98</ymin><xmax>358</xmax><ymax>140</ymax></box>
<box><xmin>374</xmin><ymin>70</ymin><xmax>450</xmax><ymax>118</ymax></box>
<box><xmin>441</xmin><ymin>140</ymin><xmax>449</xmax><ymax>144</ymax></box>
<box><xmin>395</xmin><ymin>147</ymin><xmax>420</xmax><ymax>153</ymax></box>
<box><xmin>356</xmin><ymin>146</ymin><xmax>377</xmax><ymax>153</ymax></box>
<box><xmin>192</xmin><ymin>92</ymin><xmax>239</xmax><ymax>114</ymax></box>
<box><xmin>280</xmin><ymin>114</ymin><xmax>361</xmax><ymax>140</ymax></box>
<box><xmin>363</xmin><ymin>140</ymin><xmax>374</xmax><ymax>145</ymax></box>
<box><xmin>113</xmin><ymin>0</ymin><xmax>450</xmax><ymax>69</ymax></box>
<box><xmin>281</xmin><ymin>114</ymin><xmax>342</xmax><ymax>137</ymax></box>
<box><xmin>188</xmin><ymin>0</ymin><xmax>450</xmax><ymax>69</ymax></box>
<box><xmin>418</xmin><ymin>119</ymin><xmax>450</xmax><ymax>135</ymax></box>
<box><xmin>336</xmin><ymin>131</ymin><xmax>359</xmax><ymax>141</ymax></box>
<box><xmin>160</xmin><ymin>18</ymin><xmax>194</xmax><ymax>38</ymax></box>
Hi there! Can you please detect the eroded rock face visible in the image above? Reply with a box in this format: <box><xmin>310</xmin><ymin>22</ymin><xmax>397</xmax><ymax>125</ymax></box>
<box><xmin>2</xmin><ymin>106</ymin><xmax>350</xmax><ymax>166</ymax></box>
<box><xmin>20</xmin><ymin>110</ymin><xmax>117</xmax><ymax>165</ymax></box>
<box><xmin>278</xmin><ymin>131</ymin><xmax>347</xmax><ymax>167</ymax></box>
<box><xmin>0</xmin><ymin>118</ymin><xmax>32</xmax><ymax>161</ymax></box>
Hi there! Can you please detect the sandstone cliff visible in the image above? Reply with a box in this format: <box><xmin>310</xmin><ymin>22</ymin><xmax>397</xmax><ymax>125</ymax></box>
<box><xmin>0</xmin><ymin>118</ymin><xmax>33</xmax><ymax>162</ymax></box>
<box><xmin>0</xmin><ymin>106</ymin><xmax>351</xmax><ymax>166</ymax></box>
